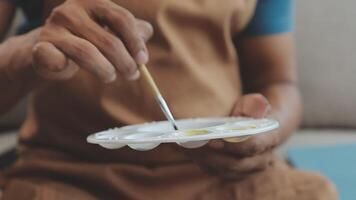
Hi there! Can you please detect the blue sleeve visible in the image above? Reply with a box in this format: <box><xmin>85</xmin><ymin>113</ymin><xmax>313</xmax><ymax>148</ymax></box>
<box><xmin>244</xmin><ymin>0</ymin><xmax>294</xmax><ymax>36</ymax></box>
<box><xmin>4</xmin><ymin>0</ymin><xmax>44</xmax><ymax>34</ymax></box>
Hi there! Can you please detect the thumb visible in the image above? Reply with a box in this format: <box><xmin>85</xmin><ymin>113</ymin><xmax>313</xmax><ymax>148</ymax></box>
<box><xmin>232</xmin><ymin>93</ymin><xmax>271</xmax><ymax>118</ymax></box>
<box><xmin>32</xmin><ymin>41</ymin><xmax>79</xmax><ymax>81</ymax></box>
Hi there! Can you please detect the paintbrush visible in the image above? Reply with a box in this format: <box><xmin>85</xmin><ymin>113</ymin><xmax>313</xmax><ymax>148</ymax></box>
<box><xmin>138</xmin><ymin>64</ymin><xmax>178</xmax><ymax>130</ymax></box>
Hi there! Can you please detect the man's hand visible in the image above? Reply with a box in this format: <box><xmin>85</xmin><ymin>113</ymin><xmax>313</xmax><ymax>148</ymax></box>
<box><xmin>33</xmin><ymin>0</ymin><xmax>153</xmax><ymax>83</ymax></box>
<box><xmin>186</xmin><ymin>94</ymin><xmax>278</xmax><ymax>179</ymax></box>
<box><xmin>209</xmin><ymin>94</ymin><xmax>275</xmax><ymax>157</ymax></box>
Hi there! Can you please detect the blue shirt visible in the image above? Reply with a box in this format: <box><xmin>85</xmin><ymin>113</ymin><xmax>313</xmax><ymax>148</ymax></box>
<box><xmin>245</xmin><ymin>0</ymin><xmax>294</xmax><ymax>36</ymax></box>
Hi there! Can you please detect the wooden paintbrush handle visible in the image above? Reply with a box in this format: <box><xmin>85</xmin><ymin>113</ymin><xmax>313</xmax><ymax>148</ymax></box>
<box><xmin>138</xmin><ymin>64</ymin><xmax>161</xmax><ymax>96</ymax></box>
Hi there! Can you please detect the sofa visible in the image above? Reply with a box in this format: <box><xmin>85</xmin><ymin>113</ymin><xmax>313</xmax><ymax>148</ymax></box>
<box><xmin>1</xmin><ymin>0</ymin><xmax>356</xmax><ymax>172</ymax></box>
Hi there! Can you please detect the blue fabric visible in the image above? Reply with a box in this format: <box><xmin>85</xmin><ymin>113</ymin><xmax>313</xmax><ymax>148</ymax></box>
<box><xmin>244</xmin><ymin>0</ymin><xmax>294</xmax><ymax>36</ymax></box>
<box><xmin>6</xmin><ymin>0</ymin><xmax>43</xmax><ymax>34</ymax></box>
<box><xmin>16</xmin><ymin>19</ymin><xmax>42</xmax><ymax>34</ymax></box>
<box><xmin>288</xmin><ymin>144</ymin><xmax>356</xmax><ymax>200</ymax></box>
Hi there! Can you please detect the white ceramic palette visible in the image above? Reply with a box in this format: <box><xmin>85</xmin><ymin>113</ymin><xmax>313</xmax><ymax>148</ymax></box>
<box><xmin>87</xmin><ymin>117</ymin><xmax>279</xmax><ymax>151</ymax></box>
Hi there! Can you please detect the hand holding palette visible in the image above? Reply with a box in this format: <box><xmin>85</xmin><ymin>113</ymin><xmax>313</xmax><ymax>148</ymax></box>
<box><xmin>87</xmin><ymin>117</ymin><xmax>279</xmax><ymax>151</ymax></box>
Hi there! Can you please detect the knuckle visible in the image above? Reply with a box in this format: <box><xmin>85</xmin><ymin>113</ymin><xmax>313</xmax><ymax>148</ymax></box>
<box><xmin>70</xmin><ymin>41</ymin><xmax>92</xmax><ymax>61</ymax></box>
<box><xmin>49</xmin><ymin>6</ymin><xmax>79</xmax><ymax>27</ymax></box>
<box><xmin>113</xmin><ymin>12</ymin><xmax>134</xmax><ymax>29</ymax></box>
<box><xmin>108</xmin><ymin>7</ymin><xmax>136</xmax><ymax>30</ymax></box>
<box><xmin>50</xmin><ymin>7</ymin><xmax>68</xmax><ymax>22</ymax></box>
<box><xmin>38</xmin><ymin>27</ymin><xmax>52</xmax><ymax>41</ymax></box>
<box><xmin>99</xmin><ymin>34</ymin><xmax>121</xmax><ymax>52</ymax></box>
<box><xmin>96</xmin><ymin>0</ymin><xmax>112</xmax><ymax>13</ymax></box>
<box><xmin>118</xmin><ymin>7</ymin><xmax>135</xmax><ymax>22</ymax></box>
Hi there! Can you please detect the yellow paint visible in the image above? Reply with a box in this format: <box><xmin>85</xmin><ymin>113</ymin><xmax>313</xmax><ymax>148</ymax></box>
<box><xmin>227</xmin><ymin>125</ymin><xmax>256</xmax><ymax>131</ymax></box>
<box><xmin>185</xmin><ymin>129</ymin><xmax>209</xmax><ymax>136</ymax></box>
<box><xmin>223</xmin><ymin>136</ymin><xmax>250</xmax><ymax>143</ymax></box>
<box><xmin>222</xmin><ymin>125</ymin><xmax>255</xmax><ymax>143</ymax></box>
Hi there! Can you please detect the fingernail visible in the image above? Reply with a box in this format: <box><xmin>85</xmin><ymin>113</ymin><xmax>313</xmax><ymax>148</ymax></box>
<box><xmin>127</xmin><ymin>70</ymin><xmax>140</xmax><ymax>81</ymax></box>
<box><xmin>135</xmin><ymin>50</ymin><xmax>148</xmax><ymax>64</ymax></box>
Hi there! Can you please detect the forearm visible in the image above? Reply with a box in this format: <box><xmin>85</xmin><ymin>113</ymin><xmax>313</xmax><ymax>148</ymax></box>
<box><xmin>0</xmin><ymin>29</ymin><xmax>40</xmax><ymax>114</ymax></box>
<box><xmin>237</xmin><ymin>33</ymin><xmax>300</xmax><ymax>147</ymax></box>
<box><xmin>259</xmin><ymin>82</ymin><xmax>302</xmax><ymax>147</ymax></box>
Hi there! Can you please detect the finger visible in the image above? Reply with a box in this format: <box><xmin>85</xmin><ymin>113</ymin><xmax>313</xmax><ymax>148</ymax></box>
<box><xmin>226</xmin><ymin>151</ymin><xmax>274</xmax><ymax>174</ymax></box>
<box><xmin>32</xmin><ymin>41</ymin><xmax>79</xmax><ymax>81</ymax></box>
<box><xmin>64</xmin><ymin>13</ymin><xmax>139</xmax><ymax>80</ymax></box>
<box><xmin>94</xmin><ymin>3</ymin><xmax>148</xmax><ymax>64</ymax></box>
<box><xmin>208</xmin><ymin>136</ymin><xmax>251</xmax><ymax>150</ymax></box>
<box><xmin>232</xmin><ymin>93</ymin><xmax>271</xmax><ymax>118</ymax></box>
<box><xmin>48</xmin><ymin>28</ymin><xmax>117</xmax><ymax>83</ymax></box>
<box><xmin>221</xmin><ymin>133</ymin><xmax>276</xmax><ymax>157</ymax></box>
<box><xmin>137</xmin><ymin>19</ymin><xmax>154</xmax><ymax>42</ymax></box>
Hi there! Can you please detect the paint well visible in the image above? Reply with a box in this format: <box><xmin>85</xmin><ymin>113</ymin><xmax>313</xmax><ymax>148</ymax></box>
<box><xmin>138</xmin><ymin>120</ymin><xmax>225</xmax><ymax>132</ymax></box>
<box><xmin>184</xmin><ymin>129</ymin><xmax>210</xmax><ymax>136</ymax></box>
<box><xmin>226</xmin><ymin>125</ymin><xmax>257</xmax><ymax>131</ymax></box>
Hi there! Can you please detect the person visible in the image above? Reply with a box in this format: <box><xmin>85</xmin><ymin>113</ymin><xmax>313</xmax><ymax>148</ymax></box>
<box><xmin>0</xmin><ymin>0</ymin><xmax>338</xmax><ymax>199</ymax></box>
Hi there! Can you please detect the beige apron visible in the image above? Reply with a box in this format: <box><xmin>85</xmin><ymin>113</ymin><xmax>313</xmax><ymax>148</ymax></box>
<box><xmin>0</xmin><ymin>0</ymin><xmax>338</xmax><ymax>199</ymax></box>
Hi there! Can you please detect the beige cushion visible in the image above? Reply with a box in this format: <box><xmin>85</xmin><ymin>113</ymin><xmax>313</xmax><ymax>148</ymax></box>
<box><xmin>0</xmin><ymin>130</ymin><xmax>17</xmax><ymax>155</ymax></box>
<box><xmin>296</xmin><ymin>0</ymin><xmax>356</xmax><ymax>127</ymax></box>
